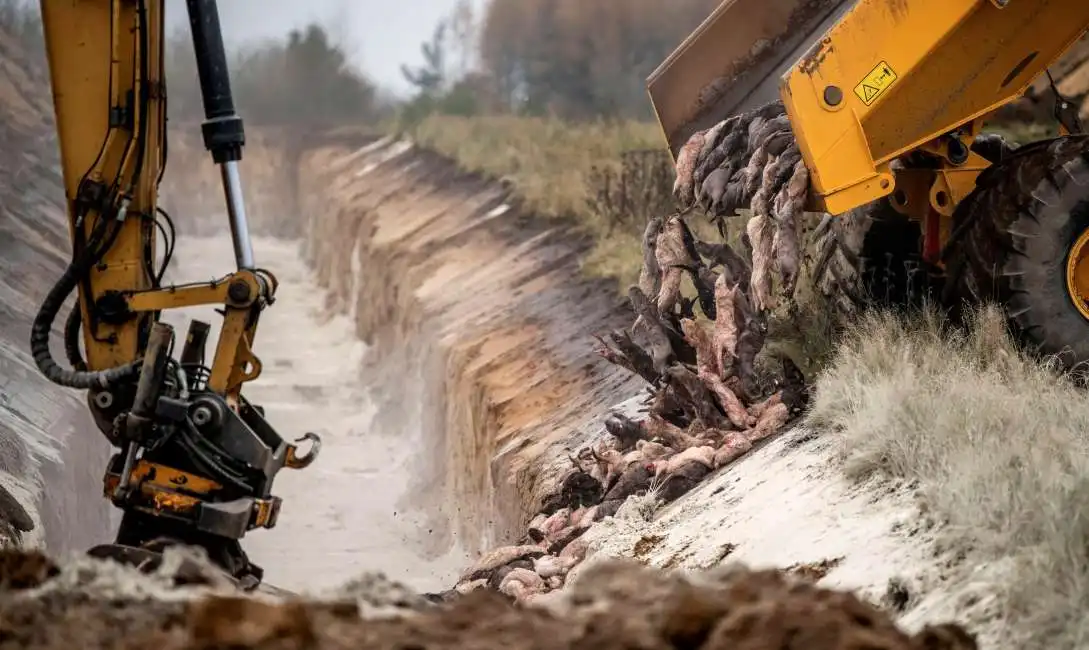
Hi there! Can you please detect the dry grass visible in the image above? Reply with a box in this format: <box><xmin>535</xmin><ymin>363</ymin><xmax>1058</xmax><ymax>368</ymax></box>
<box><xmin>409</xmin><ymin>114</ymin><xmax>664</xmax><ymax>286</ymax></box>
<box><xmin>806</xmin><ymin>304</ymin><xmax>1089</xmax><ymax>648</ymax></box>
<box><xmin>405</xmin><ymin>110</ymin><xmax>1089</xmax><ymax>647</ymax></box>
<box><xmin>987</xmin><ymin>120</ymin><xmax>1060</xmax><ymax>146</ymax></box>
<box><xmin>409</xmin><ymin>113</ymin><xmax>845</xmax><ymax>386</ymax></box>
<box><xmin>407</xmin><ymin>115</ymin><xmax>842</xmax><ymax>370</ymax></box>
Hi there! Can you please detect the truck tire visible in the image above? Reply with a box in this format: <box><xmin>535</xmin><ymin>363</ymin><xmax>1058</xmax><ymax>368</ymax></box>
<box><xmin>943</xmin><ymin>135</ymin><xmax>1089</xmax><ymax>370</ymax></box>
<box><xmin>810</xmin><ymin>198</ymin><xmax>939</xmax><ymax>320</ymax></box>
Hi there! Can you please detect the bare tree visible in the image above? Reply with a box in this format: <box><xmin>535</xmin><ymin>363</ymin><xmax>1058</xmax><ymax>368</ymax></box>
<box><xmin>447</xmin><ymin>0</ymin><xmax>477</xmax><ymax>81</ymax></box>
<box><xmin>401</xmin><ymin>20</ymin><xmax>448</xmax><ymax>97</ymax></box>
<box><xmin>477</xmin><ymin>0</ymin><xmax>719</xmax><ymax>120</ymax></box>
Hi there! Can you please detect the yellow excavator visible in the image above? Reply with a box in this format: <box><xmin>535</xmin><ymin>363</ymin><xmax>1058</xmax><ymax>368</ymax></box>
<box><xmin>30</xmin><ymin>0</ymin><xmax>1089</xmax><ymax>595</ymax></box>
<box><xmin>32</xmin><ymin>0</ymin><xmax>319</xmax><ymax>590</ymax></box>
<box><xmin>649</xmin><ymin>0</ymin><xmax>1089</xmax><ymax>369</ymax></box>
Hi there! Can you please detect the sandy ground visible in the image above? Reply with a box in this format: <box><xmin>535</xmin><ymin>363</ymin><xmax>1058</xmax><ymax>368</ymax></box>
<box><xmin>158</xmin><ymin>234</ymin><xmax>471</xmax><ymax>594</ymax></box>
<box><xmin>566</xmin><ymin>397</ymin><xmax>1004</xmax><ymax>648</ymax></box>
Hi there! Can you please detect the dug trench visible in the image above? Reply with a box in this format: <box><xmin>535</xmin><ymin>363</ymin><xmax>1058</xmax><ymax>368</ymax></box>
<box><xmin>1</xmin><ymin>123</ymin><xmax>994</xmax><ymax>646</ymax></box>
<box><xmin>0</xmin><ymin>120</ymin><xmax>983</xmax><ymax>649</ymax></box>
<box><xmin>0</xmin><ymin>35</ymin><xmax>988</xmax><ymax>650</ymax></box>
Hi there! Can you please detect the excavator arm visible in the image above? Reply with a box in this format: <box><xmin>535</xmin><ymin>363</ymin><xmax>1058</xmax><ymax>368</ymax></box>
<box><xmin>33</xmin><ymin>0</ymin><xmax>319</xmax><ymax>588</ymax></box>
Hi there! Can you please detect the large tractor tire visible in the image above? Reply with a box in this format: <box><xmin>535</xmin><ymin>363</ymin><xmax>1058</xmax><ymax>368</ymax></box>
<box><xmin>810</xmin><ymin>197</ymin><xmax>941</xmax><ymax>320</ymax></box>
<box><xmin>943</xmin><ymin>135</ymin><xmax>1089</xmax><ymax>370</ymax></box>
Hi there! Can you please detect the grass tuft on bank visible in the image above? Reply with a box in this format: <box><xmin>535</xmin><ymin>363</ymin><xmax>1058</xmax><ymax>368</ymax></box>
<box><xmin>407</xmin><ymin>114</ymin><xmax>852</xmax><ymax>376</ymax></box>
<box><xmin>806</xmin><ymin>304</ymin><xmax>1089</xmax><ymax>648</ymax></box>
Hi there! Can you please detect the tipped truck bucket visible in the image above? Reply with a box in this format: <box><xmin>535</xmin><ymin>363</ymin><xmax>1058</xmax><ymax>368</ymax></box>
<box><xmin>647</xmin><ymin>0</ymin><xmax>856</xmax><ymax>159</ymax></box>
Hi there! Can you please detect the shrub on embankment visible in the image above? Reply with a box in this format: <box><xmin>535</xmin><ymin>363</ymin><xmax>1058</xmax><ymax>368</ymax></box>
<box><xmin>405</xmin><ymin>114</ymin><xmax>844</xmax><ymax>374</ymax></box>
<box><xmin>807</xmin><ymin>305</ymin><xmax>1089</xmax><ymax>648</ymax></box>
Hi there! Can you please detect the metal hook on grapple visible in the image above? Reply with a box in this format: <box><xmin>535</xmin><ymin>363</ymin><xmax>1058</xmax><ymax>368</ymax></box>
<box><xmin>285</xmin><ymin>432</ymin><xmax>322</xmax><ymax>469</ymax></box>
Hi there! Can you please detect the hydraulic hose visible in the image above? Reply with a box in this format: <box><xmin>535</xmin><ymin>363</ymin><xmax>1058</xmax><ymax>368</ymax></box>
<box><xmin>64</xmin><ymin>304</ymin><xmax>86</xmax><ymax>371</ymax></box>
<box><xmin>179</xmin><ymin>421</ymin><xmax>251</xmax><ymax>491</ymax></box>
<box><xmin>30</xmin><ymin>221</ymin><xmax>141</xmax><ymax>389</ymax></box>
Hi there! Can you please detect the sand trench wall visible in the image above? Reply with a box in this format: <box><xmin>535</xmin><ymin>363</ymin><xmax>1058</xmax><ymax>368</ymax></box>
<box><xmin>0</xmin><ymin>4</ymin><xmax>643</xmax><ymax>555</ymax></box>
<box><xmin>157</xmin><ymin>128</ymin><xmax>641</xmax><ymax>556</ymax></box>
<box><xmin>0</xmin><ymin>21</ymin><xmax>641</xmax><ymax>560</ymax></box>
<box><xmin>0</xmin><ymin>36</ymin><xmax>119</xmax><ymax>554</ymax></box>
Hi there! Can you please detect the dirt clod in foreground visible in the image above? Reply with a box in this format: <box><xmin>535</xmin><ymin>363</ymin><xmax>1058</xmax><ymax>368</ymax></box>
<box><xmin>0</xmin><ymin>552</ymin><xmax>975</xmax><ymax>650</ymax></box>
<box><xmin>0</xmin><ymin>549</ymin><xmax>58</xmax><ymax>591</ymax></box>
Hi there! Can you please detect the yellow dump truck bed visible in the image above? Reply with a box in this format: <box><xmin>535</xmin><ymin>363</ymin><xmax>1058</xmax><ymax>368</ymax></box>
<box><xmin>651</xmin><ymin>0</ymin><xmax>1089</xmax><ymax>215</ymax></box>
<box><xmin>647</xmin><ymin>0</ymin><xmax>856</xmax><ymax>158</ymax></box>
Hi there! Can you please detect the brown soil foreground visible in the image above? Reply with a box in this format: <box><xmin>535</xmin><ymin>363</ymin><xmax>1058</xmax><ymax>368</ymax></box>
<box><xmin>0</xmin><ymin>550</ymin><xmax>974</xmax><ymax>650</ymax></box>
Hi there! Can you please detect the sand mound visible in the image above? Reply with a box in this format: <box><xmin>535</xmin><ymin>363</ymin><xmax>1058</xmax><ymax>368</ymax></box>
<box><xmin>0</xmin><ymin>550</ymin><xmax>974</xmax><ymax>650</ymax></box>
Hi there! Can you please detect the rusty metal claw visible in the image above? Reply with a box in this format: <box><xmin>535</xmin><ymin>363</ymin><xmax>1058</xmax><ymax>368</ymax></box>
<box><xmin>285</xmin><ymin>432</ymin><xmax>321</xmax><ymax>469</ymax></box>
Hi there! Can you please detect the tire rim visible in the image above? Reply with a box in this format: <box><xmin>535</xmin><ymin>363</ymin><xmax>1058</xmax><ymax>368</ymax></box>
<box><xmin>1066</xmin><ymin>227</ymin><xmax>1089</xmax><ymax>320</ymax></box>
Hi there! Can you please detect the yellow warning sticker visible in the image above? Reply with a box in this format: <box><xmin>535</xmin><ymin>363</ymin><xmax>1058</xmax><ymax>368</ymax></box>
<box><xmin>853</xmin><ymin>60</ymin><xmax>898</xmax><ymax>106</ymax></box>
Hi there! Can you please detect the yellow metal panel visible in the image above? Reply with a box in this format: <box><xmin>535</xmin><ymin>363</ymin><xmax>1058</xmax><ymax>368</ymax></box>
<box><xmin>39</xmin><ymin>0</ymin><xmax>166</xmax><ymax>368</ymax></box>
<box><xmin>131</xmin><ymin>460</ymin><xmax>222</xmax><ymax>495</ymax></box>
<box><xmin>781</xmin><ymin>0</ymin><xmax>1089</xmax><ymax>214</ymax></box>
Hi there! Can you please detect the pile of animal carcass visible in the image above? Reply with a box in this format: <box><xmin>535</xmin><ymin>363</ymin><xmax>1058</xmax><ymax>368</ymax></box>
<box><xmin>439</xmin><ymin>101</ymin><xmax>820</xmax><ymax>604</ymax></box>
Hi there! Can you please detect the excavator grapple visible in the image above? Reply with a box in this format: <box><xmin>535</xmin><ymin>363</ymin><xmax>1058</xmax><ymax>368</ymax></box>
<box><xmin>649</xmin><ymin>0</ymin><xmax>1089</xmax><ymax>369</ymax></box>
<box><xmin>31</xmin><ymin>0</ymin><xmax>320</xmax><ymax>590</ymax></box>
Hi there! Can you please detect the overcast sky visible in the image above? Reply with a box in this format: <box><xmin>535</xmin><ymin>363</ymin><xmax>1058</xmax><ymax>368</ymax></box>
<box><xmin>164</xmin><ymin>1</ymin><xmax>482</xmax><ymax>97</ymax></box>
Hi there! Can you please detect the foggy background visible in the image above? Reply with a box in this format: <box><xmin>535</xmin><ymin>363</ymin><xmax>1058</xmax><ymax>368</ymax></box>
<box><xmin>4</xmin><ymin>0</ymin><xmax>737</xmax><ymax>127</ymax></box>
<box><xmin>164</xmin><ymin>0</ymin><xmax>483</xmax><ymax>97</ymax></box>
<box><xmin>158</xmin><ymin>0</ymin><xmax>725</xmax><ymax>121</ymax></box>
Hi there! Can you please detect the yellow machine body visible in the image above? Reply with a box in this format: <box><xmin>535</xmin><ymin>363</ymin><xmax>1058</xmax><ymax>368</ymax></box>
<box><xmin>648</xmin><ymin>0</ymin><xmax>852</xmax><ymax>157</ymax></box>
<box><xmin>41</xmin><ymin>0</ymin><xmax>263</xmax><ymax>401</ymax></box>
<box><xmin>649</xmin><ymin>0</ymin><xmax>1089</xmax><ymax>369</ymax></box>
<box><xmin>649</xmin><ymin>0</ymin><xmax>1089</xmax><ymax>217</ymax></box>
<box><xmin>779</xmin><ymin>0</ymin><xmax>1089</xmax><ymax>216</ymax></box>
<box><xmin>33</xmin><ymin>0</ymin><xmax>318</xmax><ymax>587</ymax></box>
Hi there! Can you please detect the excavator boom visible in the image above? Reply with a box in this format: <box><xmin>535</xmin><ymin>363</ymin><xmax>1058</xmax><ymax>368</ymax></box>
<box><xmin>33</xmin><ymin>0</ymin><xmax>318</xmax><ymax>589</ymax></box>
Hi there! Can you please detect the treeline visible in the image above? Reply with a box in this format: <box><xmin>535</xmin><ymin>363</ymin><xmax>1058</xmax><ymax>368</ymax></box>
<box><xmin>165</xmin><ymin>24</ymin><xmax>388</xmax><ymax>126</ymax></box>
<box><xmin>7</xmin><ymin>0</ymin><xmax>1083</xmax><ymax>131</ymax></box>
<box><xmin>163</xmin><ymin>0</ymin><xmax>722</xmax><ymax>127</ymax></box>
<box><xmin>2</xmin><ymin>0</ymin><xmax>723</xmax><ymax>127</ymax></box>
<box><xmin>401</xmin><ymin>0</ymin><xmax>719</xmax><ymax>121</ymax></box>
<box><xmin>475</xmin><ymin>0</ymin><xmax>718</xmax><ymax>119</ymax></box>
<box><xmin>0</xmin><ymin>3</ymin><xmax>387</xmax><ymax>126</ymax></box>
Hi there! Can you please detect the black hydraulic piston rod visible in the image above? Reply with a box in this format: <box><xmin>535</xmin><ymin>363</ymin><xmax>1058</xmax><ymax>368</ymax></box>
<box><xmin>185</xmin><ymin>0</ymin><xmax>255</xmax><ymax>270</ymax></box>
